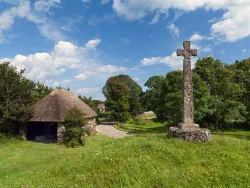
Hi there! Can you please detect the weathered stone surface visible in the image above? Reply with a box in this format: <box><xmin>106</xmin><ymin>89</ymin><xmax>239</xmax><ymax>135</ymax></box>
<box><xmin>177</xmin><ymin>41</ymin><xmax>197</xmax><ymax>124</ymax></box>
<box><xmin>57</xmin><ymin>125</ymin><xmax>65</xmax><ymax>143</ymax></box>
<box><xmin>178</xmin><ymin>123</ymin><xmax>199</xmax><ymax>129</ymax></box>
<box><xmin>168</xmin><ymin>127</ymin><xmax>211</xmax><ymax>142</ymax></box>
<box><xmin>170</xmin><ymin>41</ymin><xmax>211</xmax><ymax>142</ymax></box>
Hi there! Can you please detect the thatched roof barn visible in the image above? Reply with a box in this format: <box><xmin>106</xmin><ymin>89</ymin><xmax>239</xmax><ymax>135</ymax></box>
<box><xmin>22</xmin><ymin>89</ymin><xmax>97</xmax><ymax>143</ymax></box>
<box><xmin>30</xmin><ymin>89</ymin><xmax>97</xmax><ymax>122</ymax></box>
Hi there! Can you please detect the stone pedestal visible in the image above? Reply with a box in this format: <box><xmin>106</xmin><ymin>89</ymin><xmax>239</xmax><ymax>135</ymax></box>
<box><xmin>168</xmin><ymin>126</ymin><xmax>211</xmax><ymax>142</ymax></box>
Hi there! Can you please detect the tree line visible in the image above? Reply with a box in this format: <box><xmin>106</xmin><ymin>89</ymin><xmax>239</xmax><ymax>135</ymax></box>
<box><xmin>0</xmin><ymin>56</ymin><xmax>250</xmax><ymax>133</ymax></box>
<box><xmin>103</xmin><ymin>57</ymin><xmax>250</xmax><ymax>130</ymax></box>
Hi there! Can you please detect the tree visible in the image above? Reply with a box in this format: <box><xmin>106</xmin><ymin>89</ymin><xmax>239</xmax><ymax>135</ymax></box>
<box><xmin>79</xmin><ymin>96</ymin><xmax>99</xmax><ymax>113</ymax></box>
<box><xmin>194</xmin><ymin>57</ymin><xmax>247</xmax><ymax>129</ymax></box>
<box><xmin>62</xmin><ymin>107</ymin><xmax>86</xmax><ymax>147</ymax></box>
<box><xmin>229</xmin><ymin>58</ymin><xmax>250</xmax><ymax>127</ymax></box>
<box><xmin>143</xmin><ymin>71</ymin><xmax>211</xmax><ymax>124</ymax></box>
<box><xmin>0</xmin><ymin>62</ymin><xmax>36</xmax><ymax>133</ymax></box>
<box><xmin>32</xmin><ymin>82</ymin><xmax>53</xmax><ymax>102</ymax></box>
<box><xmin>102</xmin><ymin>75</ymin><xmax>142</xmax><ymax>122</ymax></box>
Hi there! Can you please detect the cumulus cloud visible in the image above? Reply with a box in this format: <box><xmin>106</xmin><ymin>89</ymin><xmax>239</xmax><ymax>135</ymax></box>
<box><xmin>211</xmin><ymin>5</ymin><xmax>250</xmax><ymax>42</ymax></box>
<box><xmin>189</xmin><ymin>33</ymin><xmax>205</xmax><ymax>41</ymax></box>
<box><xmin>86</xmin><ymin>39</ymin><xmax>101</xmax><ymax>49</ymax></box>
<box><xmin>0</xmin><ymin>39</ymin><xmax>102</xmax><ymax>81</ymax></box>
<box><xmin>141</xmin><ymin>51</ymin><xmax>198</xmax><ymax>70</ymax></box>
<box><xmin>1</xmin><ymin>38</ymin><xmax>127</xmax><ymax>86</ymax></box>
<box><xmin>112</xmin><ymin>0</ymin><xmax>250</xmax><ymax>42</ymax></box>
<box><xmin>167</xmin><ymin>23</ymin><xmax>179</xmax><ymax>38</ymax></box>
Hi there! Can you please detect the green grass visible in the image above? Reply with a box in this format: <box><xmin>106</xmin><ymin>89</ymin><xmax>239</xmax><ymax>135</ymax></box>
<box><xmin>1</xmin><ymin>134</ymin><xmax>250</xmax><ymax>187</ymax></box>
<box><xmin>213</xmin><ymin>130</ymin><xmax>250</xmax><ymax>136</ymax></box>
<box><xmin>115</xmin><ymin>119</ymin><xmax>167</xmax><ymax>133</ymax></box>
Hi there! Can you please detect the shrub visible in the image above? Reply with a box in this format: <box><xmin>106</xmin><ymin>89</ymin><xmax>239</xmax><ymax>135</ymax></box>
<box><xmin>62</xmin><ymin>107</ymin><xmax>86</xmax><ymax>148</ymax></box>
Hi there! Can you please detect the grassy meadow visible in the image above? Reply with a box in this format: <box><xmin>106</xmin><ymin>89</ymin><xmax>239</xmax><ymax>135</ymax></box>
<box><xmin>1</xmin><ymin>133</ymin><xmax>250</xmax><ymax>187</ymax></box>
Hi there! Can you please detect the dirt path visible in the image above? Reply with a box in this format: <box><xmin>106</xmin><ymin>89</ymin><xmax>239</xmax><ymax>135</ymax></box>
<box><xmin>96</xmin><ymin>123</ymin><xmax>132</xmax><ymax>138</ymax></box>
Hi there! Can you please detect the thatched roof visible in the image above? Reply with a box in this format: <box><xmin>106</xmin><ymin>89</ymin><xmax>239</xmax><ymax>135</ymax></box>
<box><xmin>29</xmin><ymin>89</ymin><xmax>97</xmax><ymax>122</ymax></box>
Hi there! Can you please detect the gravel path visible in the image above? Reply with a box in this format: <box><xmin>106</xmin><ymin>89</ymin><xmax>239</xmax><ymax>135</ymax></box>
<box><xmin>96</xmin><ymin>123</ymin><xmax>132</xmax><ymax>138</ymax></box>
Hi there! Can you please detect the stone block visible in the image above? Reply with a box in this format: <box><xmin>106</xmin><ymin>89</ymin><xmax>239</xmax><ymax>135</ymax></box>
<box><xmin>178</xmin><ymin>123</ymin><xmax>199</xmax><ymax>129</ymax></box>
<box><xmin>168</xmin><ymin>127</ymin><xmax>211</xmax><ymax>142</ymax></box>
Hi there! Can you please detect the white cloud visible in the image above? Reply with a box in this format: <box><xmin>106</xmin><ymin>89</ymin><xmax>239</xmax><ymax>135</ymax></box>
<box><xmin>243</xmin><ymin>49</ymin><xmax>247</xmax><ymax>53</ymax></box>
<box><xmin>0</xmin><ymin>38</ymin><xmax>128</xmax><ymax>87</ymax></box>
<box><xmin>76</xmin><ymin>87</ymin><xmax>100</xmax><ymax>94</ymax></box>
<box><xmin>189</xmin><ymin>33</ymin><xmax>204</xmax><ymax>41</ymax></box>
<box><xmin>0</xmin><ymin>0</ymin><xmax>63</xmax><ymax>42</ymax></box>
<box><xmin>0</xmin><ymin>1</ymin><xmax>30</xmax><ymax>31</ymax></box>
<box><xmin>141</xmin><ymin>51</ymin><xmax>198</xmax><ymax>70</ymax></box>
<box><xmin>97</xmin><ymin>64</ymin><xmax>127</xmax><ymax>73</ymax></box>
<box><xmin>211</xmin><ymin>5</ymin><xmax>250</xmax><ymax>42</ymax></box>
<box><xmin>150</xmin><ymin>11</ymin><xmax>161</xmax><ymax>24</ymax></box>
<box><xmin>75</xmin><ymin>73</ymin><xmax>88</xmax><ymax>80</ymax></box>
<box><xmin>86</xmin><ymin>39</ymin><xmax>101</xmax><ymax>49</ymax></box>
<box><xmin>167</xmin><ymin>23</ymin><xmax>179</xmax><ymax>38</ymax></box>
<box><xmin>112</xmin><ymin>0</ymin><xmax>250</xmax><ymax>42</ymax></box>
<box><xmin>0</xmin><ymin>39</ymin><xmax>101</xmax><ymax>81</ymax></box>
<box><xmin>34</xmin><ymin>0</ymin><xmax>60</xmax><ymax>12</ymax></box>
<box><xmin>37</xmin><ymin>22</ymin><xmax>64</xmax><ymax>42</ymax></box>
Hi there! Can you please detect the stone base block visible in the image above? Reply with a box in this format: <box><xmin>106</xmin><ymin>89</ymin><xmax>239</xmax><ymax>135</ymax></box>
<box><xmin>178</xmin><ymin>123</ymin><xmax>199</xmax><ymax>129</ymax></box>
<box><xmin>168</xmin><ymin>127</ymin><xmax>211</xmax><ymax>142</ymax></box>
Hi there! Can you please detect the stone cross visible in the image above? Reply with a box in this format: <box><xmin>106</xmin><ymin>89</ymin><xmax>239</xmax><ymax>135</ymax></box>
<box><xmin>177</xmin><ymin>41</ymin><xmax>199</xmax><ymax>129</ymax></box>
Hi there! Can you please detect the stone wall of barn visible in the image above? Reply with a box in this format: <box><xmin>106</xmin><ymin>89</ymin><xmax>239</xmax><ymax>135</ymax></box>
<box><xmin>57</xmin><ymin>117</ymin><xmax>96</xmax><ymax>143</ymax></box>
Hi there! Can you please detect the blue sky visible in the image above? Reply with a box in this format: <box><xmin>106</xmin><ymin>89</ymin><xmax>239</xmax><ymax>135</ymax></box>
<box><xmin>0</xmin><ymin>0</ymin><xmax>250</xmax><ymax>100</ymax></box>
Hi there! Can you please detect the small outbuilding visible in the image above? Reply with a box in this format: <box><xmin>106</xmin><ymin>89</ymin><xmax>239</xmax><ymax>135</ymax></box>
<box><xmin>21</xmin><ymin>89</ymin><xmax>97</xmax><ymax>143</ymax></box>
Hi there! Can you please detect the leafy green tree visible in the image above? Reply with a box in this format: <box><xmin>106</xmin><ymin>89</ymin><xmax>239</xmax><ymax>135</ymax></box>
<box><xmin>103</xmin><ymin>75</ymin><xmax>142</xmax><ymax>122</ymax></box>
<box><xmin>0</xmin><ymin>62</ymin><xmax>36</xmax><ymax>133</ymax></box>
<box><xmin>32</xmin><ymin>82</ymin><xmax>53</xmax><ymax>102</ymax></box>
<box><xmin>143</xmin><ymin>71</ymin><xmax>211</xmax><ymax>124</ymax></box>
<box><xmin>142</xmin><ymin>76</ymin><xmax>165</xmax><ymax>112</ymax></box>
<box><xmin>229</xmin><ymin>58</ymin><xmax>250</xmax><ymax>127</ymax></box>
<box><xmin>79</xmin><ymin>96</ymin><xmax>99</xmax><ymax>113</ymax></box>
<box><xmin>62</xmin><ymin>107</ymin><xmax>86</xmax><ymax>147</ymax></box>
<box><xmin>195</xmin><ymin>57</ymin><xmax>247</xmax><ymax>129</ymax></box>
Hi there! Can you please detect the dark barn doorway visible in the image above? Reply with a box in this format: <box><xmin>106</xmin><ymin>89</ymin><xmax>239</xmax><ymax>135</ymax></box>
<box><xmin>27</xmin><ymin>122</ymin><xmax>57</xmax><ymax>143</ymax></box>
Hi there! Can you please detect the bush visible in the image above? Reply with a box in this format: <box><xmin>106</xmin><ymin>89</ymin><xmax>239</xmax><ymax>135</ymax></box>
<box><xmin>62</xmin><ymin>107</ymin><xmax>86</xmax><ymax>148</ymax></box>
<box><xmin>0</xmin><ymin>133</ymin><xmax>22</xmax><ymax>145</ymax></box>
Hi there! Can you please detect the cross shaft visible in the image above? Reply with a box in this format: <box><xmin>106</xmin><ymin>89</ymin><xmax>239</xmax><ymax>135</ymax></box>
<box><xmin>177</xmin><ymin>41</ymin><xmax>198</xmax><ymax>128</ymax></box>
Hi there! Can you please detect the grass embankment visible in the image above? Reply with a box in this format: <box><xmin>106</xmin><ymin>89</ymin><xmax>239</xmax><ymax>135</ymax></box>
<box><xmin>1</xmin><ymin>134</ymin><xmax>250</xmax><ymax>187</ymax></box>
<box><xmin>115</xmin><ymin>116</ymin><xmax>167</xmax><ymax>133</ymax></box>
